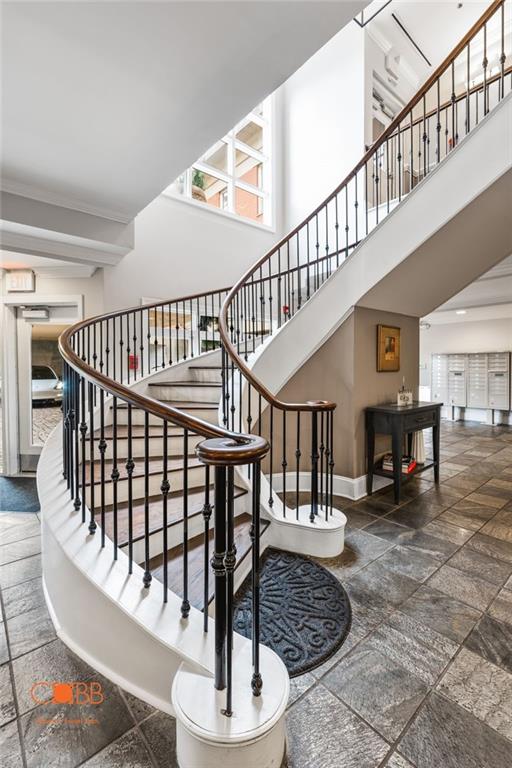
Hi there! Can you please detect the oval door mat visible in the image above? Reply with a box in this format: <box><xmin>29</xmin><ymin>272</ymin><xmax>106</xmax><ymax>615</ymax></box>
<box><xmin>233</xmin><ymin>548</ymin><xmax>351</xmax><ymax>677</ymax></box>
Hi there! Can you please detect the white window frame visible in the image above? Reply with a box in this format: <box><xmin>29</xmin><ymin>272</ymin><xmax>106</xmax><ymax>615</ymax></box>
<box><xmin>164</xmin><ymin>96</ymin><xmax>275</xmax><ymax>231</ymax></box>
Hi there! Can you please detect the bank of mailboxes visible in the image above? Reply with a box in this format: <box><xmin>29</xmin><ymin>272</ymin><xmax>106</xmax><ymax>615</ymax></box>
<box><xmin>431</xmin><ymin>352</ymin><xmax>511</xmax><ymax>411</ymax></box>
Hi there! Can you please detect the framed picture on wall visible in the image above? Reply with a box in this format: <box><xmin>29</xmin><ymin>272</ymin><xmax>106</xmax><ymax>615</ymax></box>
<box><xmin>377</xmin><ymin>325</ymin><xmax>401</xmax><ymax>372</ymax></box>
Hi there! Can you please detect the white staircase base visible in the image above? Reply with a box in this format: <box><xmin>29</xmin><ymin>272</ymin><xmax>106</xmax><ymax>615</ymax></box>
<box><xmin>172</xmin><ymin>645</ymin><xmax>288</xmax><ymax>768</ymax></box>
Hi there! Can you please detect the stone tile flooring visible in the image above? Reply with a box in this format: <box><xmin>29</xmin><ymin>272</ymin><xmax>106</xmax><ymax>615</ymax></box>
<box><xmin>1</xmin><ymin>420</ymin><xmax>512</xmax><ymax>767</ymax></box>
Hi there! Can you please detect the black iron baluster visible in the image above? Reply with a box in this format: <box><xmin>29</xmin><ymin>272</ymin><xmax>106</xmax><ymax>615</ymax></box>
<box><xmin>126</xmin><ymin>313</ymin><xmax>131</xmax><ymax>385</ymax></box>
<box><xmin>146</xmin><ymin>307</ymin><xmax>151</xmax><ymax>373</ymax></box>
<box><xmin>161</xmin><ymin>420</ymin><xmax>170</xmax><ymax>602</ymax></box>
<box><xmin>500</xmin><ymin>3</ymin><xmax>506</xmax><ymax>99</ymax></box>
<box><xmin>354</xmin><ymin>174</ymin><xmax>359</xmax><ymax>243</ymax></box>
<box><xmin>310</xmin><ymin>410</ymin><xmax>319</xmax><ymax>523</ymax></box>
<box><xmin>212</xmin><ymin>464</ymin><xmax>227</xmax><ymax>691</ymax></box>
<box><xmin>423</xmin><ymin>95</ymin><xmax>428</xmax><ymax>179</ymax></box>
<box><xmin>374</xmin><ymin>149</ymin><xmax>379</xmax><ymax>223</ymax></box>
<box><xmin>324</xmin><ymin>205</ymin><xmax>329</xmax><ymax>278</ymax></box>
<box><xmin>251</xmin><ymin>460</ymin><xmax>263</xmax><ymax>697</ymax></box>
<box><xmin>329</xmin><ymin>410</ymin><xmax>335</xmax><ymax>515</ymax></box>
<box><xmin>63</xmin><ymin>362</ymin><xmax>69</xmax><ymax>482</ymax></box>
<box><xmin>409</xmin><ymin>109</ymin><xmax>414</xmax><ymax>191</ymax></box>
<box><xmin>73</xmin><ymin>369</ymin><xmax>80</xmax><ymax>511</ymax></box>
<box><xmin>99</xmin><ymin>389</ymin><xmax>106</xmax><ymax>547</ymax></box>
<box><xmin>80</xmin><ymin>376</ymin><xmax>87</xmax><ymax>523</ymax></box>
<box><xmin>182</xmin><ymin>429</ymin><xmax>190</xmax><ymax>618</ymax></box>
<box><xmin>282</xmin><ymin>410</ymin><xmax>287</xmax><ymax>516</ymax></box>
<box><xmin>386</xmin><ymin>139</ymin><xmax>390</xmax><ymax>212</ymax></box>
<box><xmin>88</xmin><ymin>382</ymin><xmax>96</xmax><ymax>534</ymax></box>
<box><xmin>324</xmin><ymin>409</ymin><xmax>330</xmax><ymax>521</ymax></box>
<box><xmin>364</xmin><ymin>162</ymin><xmax>369</xmax><ymax>234</ymax></box>
<box><xmin>161</xmin><ymin>304</ymin><xmax>166</xmax><ymax>368</ymax></box>
<box><xmin>111</xmin><ymin>396</ymin><xmax>119</xmax><ymax>559</ymax></box>
<box><xmin>319</xmin><ymin>411</ymin><xmax>325</xmax><ymax>508</ymax></box>
<box><xmin>306</xmin><ymin>222</ymin><xmax>311</xmax><ymax>300</ymax></box>
<box><xmin>202</xmin><ymin>464</ymin><xmax>212</xmax><ymax>631</ymax></box>
<box><xmin>221</xmin><ymin>344</ymin><xmax>228</xmax><ymax>428</ymax></box>
<box><xmin>140</xmin><ymin>309</ymin><xmax>144</xmax><ymax>377</ymax></box>
<box><xmin>397</xmin><ymin>121</ymin><xmax>402</xmax><ymax>200</ymax></box>
<box><xmin>315</xmin><ymin>215</ymin><xmax>320</xmax><ymax>291</ymax></box>
<box><xmin>143</xmin><ymin>412</ymin><xmax>152</xmax><ymax>588</ymax></box>
<box><xmin>295</xmin><ymin>411</ymin><xmax>301</xmax><ymax>520</ymax></box>
<box><xmin>335</xmin><ymin>194</ymin><xmax>340</xmax><ymax>267</ymax></box>
<box><xmin>277</xmin><ymin>249</ymin><xmax>282</xmax><ymax>328</ymax></box>
<box><xmin>120</xmin><ymin>315</ymin><xmax>124</xmax><ymax>383</ymax></box>
<box><xmin>483</xmin><ymin>23</ymin><xmax>488</xmax><ymax>115</ymax></box>
<box><xmin>126</xmin><ymin>404</ymin><xmax>134</xmax><ymax>574</ymax></box>
<box><xmin>268</xmin><ymin>405</ymin><xmax>274</xmax><ymax>508</ymax></box>
<box><xmin>132</xmin><ymin>311</ymin><xmax>138</xmax><ymax>381</ymax></box>
<box><xmin>345</xmin><ymin>186</ymin><xmax>350</xmax><ymax>256</ymax></box>
<box><xmin>223</xmin><ymin>465</ymin><xmax>236</xmax><ymax>717</ymax></box>
<box><xmin>451</xmin><ymin>61</ymin><xmax>456</xmax><ymax>149</ymax></box>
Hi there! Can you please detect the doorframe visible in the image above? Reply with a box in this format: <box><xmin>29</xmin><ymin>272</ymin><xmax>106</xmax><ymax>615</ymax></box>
<box><xmin>0</xmin><ymin>294</ymin><xmax>83</xmax><ymax>475</ymax></box>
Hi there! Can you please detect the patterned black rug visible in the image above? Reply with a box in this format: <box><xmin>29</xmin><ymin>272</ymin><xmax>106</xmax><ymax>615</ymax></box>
<box><xmin>233</xmin><ymin>548</ymin><xmax>351</xmax><ymax>677</ymax></box>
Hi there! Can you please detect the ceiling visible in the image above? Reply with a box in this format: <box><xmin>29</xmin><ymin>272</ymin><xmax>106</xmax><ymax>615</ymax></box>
<box><xmin>423</xmin><ymin>253</ymin><xmax>512</xmax><ymax>324</ymax></box>
<box><xmin>1</xmin><ymin>0</ymin><xmax>364</xmax><ymax>224</ymax></box>
<box><xmin>366</xmin><ymin>1</ymin><xmax>489</xmax><ymax>86</ymax></box>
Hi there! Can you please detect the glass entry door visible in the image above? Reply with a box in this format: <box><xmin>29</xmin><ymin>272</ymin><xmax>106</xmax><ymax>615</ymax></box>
<box><xmin>17</xmin><ymin>311</ymin><xmax>73</xmax><ymax>471</ymax></box>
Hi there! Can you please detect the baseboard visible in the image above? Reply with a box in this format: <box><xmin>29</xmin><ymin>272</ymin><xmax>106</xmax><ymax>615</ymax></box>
<box><xmin>270</xmin><ymin>472</ymin><xmax>392</xmax><ymax>502</ymax></box>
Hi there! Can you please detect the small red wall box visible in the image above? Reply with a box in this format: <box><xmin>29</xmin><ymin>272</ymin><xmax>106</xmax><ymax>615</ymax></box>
<box><xmin>128</xmin><ymin>354</ymin><xmax>139</xmax><ymax>371</ymax></box>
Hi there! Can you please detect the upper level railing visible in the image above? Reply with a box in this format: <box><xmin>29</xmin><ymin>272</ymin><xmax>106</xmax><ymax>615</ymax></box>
<box><xmin>219</xmin><ymin>0</ymin><xmax>511</xmax><ymax>515</ymax></box>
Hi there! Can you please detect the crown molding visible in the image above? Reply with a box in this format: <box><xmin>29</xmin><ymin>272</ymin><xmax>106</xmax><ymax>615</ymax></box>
<box><xmin>0</xmin><ymin>178</ymin><xmax>132</xmax><ymax>224</ymax></box>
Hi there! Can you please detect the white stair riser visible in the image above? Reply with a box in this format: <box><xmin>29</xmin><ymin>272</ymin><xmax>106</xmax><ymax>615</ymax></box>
<box><xmin>116</xmin><ymin>407</ymin><xmax>218</xmax><ymax>426</ymax></box>
<box><xmin>85</xmin><ymin>434</ymin><xmax>202</xmax><ymax>460</ymax></box>
<box><xmin>86</xmin><ymin>465</ymin><xmax>206</xmax><ymax>506</ymax></box>
<box><xmin>148</xmin><ymin>384</ymin><xmax>221</xmax><ymax>403</ymax></box>
<box><xmin>188</xmin><ymin>369</ymin><xmax>222</xmax><ymax>384</ymax></box>
<box><xmin>127</xmin><ymin>494</ymin><xmax>249</xmax><ymax>564</ymax></box>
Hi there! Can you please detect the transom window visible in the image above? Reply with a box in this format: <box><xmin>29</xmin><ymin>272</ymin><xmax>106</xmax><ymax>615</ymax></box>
<box><xmin>167</xmin><ymin>98</ymin><xmax>272</xmax><ymax>227</ymax></box>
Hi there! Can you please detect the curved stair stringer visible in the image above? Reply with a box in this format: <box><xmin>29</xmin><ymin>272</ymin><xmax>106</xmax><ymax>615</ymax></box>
<box><xmin>238</xmin><ymin>93</ymin><xmax>512</xmax><ymax>523</ymax></box>
<box><xmin>39</xmin><ymin>424</ymin><xmax>287</xmax><ymax>722</ymax></box>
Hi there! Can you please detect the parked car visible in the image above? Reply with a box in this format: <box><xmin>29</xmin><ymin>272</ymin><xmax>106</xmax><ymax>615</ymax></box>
<box><xmin>32</xmin><ymin>365</ymin><xmax>63</xmax><ymax>404</ymax></box>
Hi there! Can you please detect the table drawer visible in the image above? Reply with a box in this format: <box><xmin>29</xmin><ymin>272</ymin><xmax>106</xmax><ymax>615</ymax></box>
<box><xmin>404</xmin><ymin>410</ymin><xmax>437</xmax><ymax>431</ymax></box>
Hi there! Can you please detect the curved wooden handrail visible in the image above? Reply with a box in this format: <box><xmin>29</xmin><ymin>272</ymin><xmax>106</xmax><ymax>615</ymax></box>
<box><xmin>59</xmin><ymin>291</ymin><xmax>268</xmax><ymax>460</ymax></box>
<box><xmin>219</xmin><ymin>0</ymin><xmax>505</xmax><ymax>410</ymax></box>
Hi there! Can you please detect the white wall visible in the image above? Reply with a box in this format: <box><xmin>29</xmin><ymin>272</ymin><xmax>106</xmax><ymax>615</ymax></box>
<box><xmin>281</xmin><ymin>22</ymin><xmax>365</xmax><ymax>230</ymax></box>
<box><xmin>102</xmin><ymin>192</ymin><xmax>281</xmax><ymax>312</ymax></box>
<box><xmin>102</xmin><ymin>22</ymin><xmax>370</xmax><ymax>312</ymax></box>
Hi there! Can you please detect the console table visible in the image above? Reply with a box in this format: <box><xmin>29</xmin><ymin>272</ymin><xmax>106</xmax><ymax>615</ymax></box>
<box><xmin>365</xmin><ymin>402</ymin><xmax>442</xmax><ymax>504</ymax></box>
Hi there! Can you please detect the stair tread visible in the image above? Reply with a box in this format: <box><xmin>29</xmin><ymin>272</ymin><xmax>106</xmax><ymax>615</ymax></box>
<box><xmin>188</xmin><ymin>365</ymin><xmax>222</xmax><ymax>370</ymax></box>
<box><xmin>116</xmin><ymin>400</ymin><xmax>219</xmax><ymax>410</ymax></box>
<box><xmin>148</xmin><ymin>513</ymin><xmax>268</xmax><ymax>609</ymax></box>
<box><xmin>84</xmin><ymin>455</ymin><xmax>204</xmax><ymax>484</ymax></box>
<box><xmin>148</xmin><ymin>381</ymin><xmax>221</xmax><ymax>388</ymax></box>
<box><xmin>101</xmin><ymin>485</ymin><xmax>248</xmax><ymax>546</ymax></box>
<box><xmin>93</xmin><ymin>425</ymin><xmax>186</xmax><ymax>439</ymax></box>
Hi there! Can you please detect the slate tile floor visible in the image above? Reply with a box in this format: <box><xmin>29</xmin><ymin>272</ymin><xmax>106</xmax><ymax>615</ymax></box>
<box><xmin>1</xmin><ymin>420</ymin><xmax>512</xmax><ymax>767</ymax></box>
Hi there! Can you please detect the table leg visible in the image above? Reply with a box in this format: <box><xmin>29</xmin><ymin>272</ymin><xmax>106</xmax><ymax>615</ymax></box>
<box><xmin>392</xmin><ymin>427</ymin><xmax>403</xmax><ymax>505</ymax></box>
<box><xmin>433</xmin><ymin>421</ymin><xmax>440</xmax><ymax>484</ymax></box>
<box><xmin>366</xmin><ymin>422</ymin><xmax>375</xmax><ymax>496</ymax></box>
<box><xmin>407</xmin><ymin>432</ymin><xmax>413</xmax><ymax>458</ymax></box>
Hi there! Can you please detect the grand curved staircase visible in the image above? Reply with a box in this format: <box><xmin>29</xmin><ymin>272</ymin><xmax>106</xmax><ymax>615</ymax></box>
<box><xmin>38</xmin><ymin>3</ymin><xmax>512</xmax><ymax>766</ymax></box>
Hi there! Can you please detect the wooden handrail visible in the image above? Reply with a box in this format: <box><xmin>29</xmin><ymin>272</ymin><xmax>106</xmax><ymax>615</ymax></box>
<box><xmin>219</xmin><ymin>0</ymin><xmax>505</xmax><ymax>412</ymax></box>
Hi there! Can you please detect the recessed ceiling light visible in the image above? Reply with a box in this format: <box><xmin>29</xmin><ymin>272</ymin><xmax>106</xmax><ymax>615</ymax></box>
<box><xmin>456</xmin><ymin>309</ymin><xmax>467</xmax><ymax>315</ymax></box>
